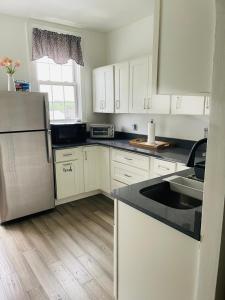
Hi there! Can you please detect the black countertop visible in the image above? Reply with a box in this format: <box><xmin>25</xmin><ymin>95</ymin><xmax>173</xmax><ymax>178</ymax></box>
<box><xmin>112</xmin><ymin>169</ymin><xmax>202</xmax><ymax>241</ymax></box>
<box><xmin>52</xmin><ymin>136</ymin><xmax>204</xmax><ymax>164</ymax></box>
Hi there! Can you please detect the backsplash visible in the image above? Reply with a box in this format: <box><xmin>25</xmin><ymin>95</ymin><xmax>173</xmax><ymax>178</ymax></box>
<box><xmin>108</xmin><ymin>114</ymin><xmax>209</xmax><ymax>141</ymax></box>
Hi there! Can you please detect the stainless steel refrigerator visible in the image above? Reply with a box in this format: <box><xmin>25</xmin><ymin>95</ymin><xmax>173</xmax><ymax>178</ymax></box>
<box><xmin>0</xmin><ymin>91</ymin><xmax>54</xmax><ymax>223</ymax></box>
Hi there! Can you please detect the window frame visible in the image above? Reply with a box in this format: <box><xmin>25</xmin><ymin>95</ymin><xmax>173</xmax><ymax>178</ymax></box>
<box><xmin>34</xmin><ymin>57</ymin><xmax>80</xmax><ymax>122</ymax></box>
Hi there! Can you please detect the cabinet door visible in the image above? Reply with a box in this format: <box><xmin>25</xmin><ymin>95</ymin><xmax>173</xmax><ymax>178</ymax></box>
<box><xmin>116</xmin><ymin>202</ymin><xmax>198</xmax><ymax>300</ymax></box>
<box><xmin>148</xmin><ymin>95</ymin><xmax>171</xmax><ymax>114</ymax></box>
<box><xmin>104</xmin><ymin>65</ymin><xmax>114</xmax><ymax>113</ymax></box>
<box><xmin>115</xmin><ymin>62</ymin><xmax>129</xmax><ymax>113</ymax></box>
<box><xmin>171</xmin><ymin>96</ymin><xmax>205</xmax><ymax>115</ymax></box>
<box><xmin>129</xmin><ymin>56</ymin><xmax>149</xmax><ymax>113</ymax></box>
<box><xmin>157</xmin><ymin>0</ymin><xmax>214</xmax><ymax>95</ymax></box>
<box><xmin>99</xmin><ymin>147</ymin><xmax>111</xmax><ymax>194</ymax></box>
<box><xmin>93</xmin><ymin>65</ymin><xmax>114</xmax><ymax>113</ymax></box>
<box><xmin>83</xmin><ymin>146</ymin><xmax>100</xmax><ymax>192</ymax></box>
<box><xmin>55</xmin><ymin>159</ymin><xmax>84</xmax><ymax>199</ymax></box>
<box><xmin>93</xmin><ymin>68</ymin><xmax>105</xmax><ymax>113</ymax></box>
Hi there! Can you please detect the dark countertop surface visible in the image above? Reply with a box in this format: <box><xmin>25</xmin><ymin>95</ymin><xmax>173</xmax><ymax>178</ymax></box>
<box><xmin>52</xmin><ymin>137</ymin><xmax>204</xmax><ymax>164</ymax></box>
<box><xmin>112</xmin><ymin>169</ymin><xmax>202</xmax><ymax>241</ymax></box>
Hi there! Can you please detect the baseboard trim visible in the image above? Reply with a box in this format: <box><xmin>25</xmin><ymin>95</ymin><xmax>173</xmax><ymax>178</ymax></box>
<box><xmin>55</xmin><ymin>190</ymin><xmax>101</xmax><ymax>206</ymax></box>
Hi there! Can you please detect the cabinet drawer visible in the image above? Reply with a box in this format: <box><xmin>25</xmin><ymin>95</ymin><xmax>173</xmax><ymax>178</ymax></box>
<box><xmin>55</xmin><ymin>147</ymin><xmax>83</xmax><ymax>162</ymax></box>
<box><xmin>152</xmin><ymin>158</ymin><xmax>176</xmax><ymax>177</ymax></box>
<box><xmin>111</xmin><ymin>161</ymin><xmax>149</xmax><ymax>185</ymax></box>
<box><xmin>112</xmin><ymin>149</ymin><xmax>150</xmax><ymax>171</ymax></box>
<box><xmin>111</xmin><ymin>179</ymin><xmax>128</xmax><ymax>192</ymax></box>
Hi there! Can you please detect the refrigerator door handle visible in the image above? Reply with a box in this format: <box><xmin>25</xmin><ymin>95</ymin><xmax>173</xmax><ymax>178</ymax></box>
<box><xmin>46</xmin><ymin>130</ymin><xmax>53</xmax><ymax>164</ymax></box>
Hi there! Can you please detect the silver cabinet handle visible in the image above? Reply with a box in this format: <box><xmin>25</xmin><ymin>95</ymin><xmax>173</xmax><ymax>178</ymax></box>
<box><xmin>116</xmin><ymin>100</ymin><xmax>120</xmax><ymax>109</ymax></box>
<box><xmin>176</xmin><ymin>96</ymin><xmax>182</xmax><ymax>109</ymax></box>
<box><xmin>144</xmin><ymin>98</ymin><xmax>148</xmax><ymax>109</ymax></box>
<box><xmin>84</xmin><ymin>151</ymin><xmax>87</xmax><ymax>160</ymax></box>
<box><xmin>158</xmin><ymin>164</ymin><xmax>170</xmax><ymax>171</ymax></box>
<box><xmin>124</xmin><ymin>174</ymin><xmax>132</xmax><ymax>178</ymax></box>
<box><xmin>63</xmin><ymin>153</ymin><xmax>73</xmax><ymax>157</ymax></box>
<box><xmin>124</xmin><ymin>157</ymin><xmax>133</xmax><ymax>161</ymax></box>
<box><xmin>46</xmin><ymin>129</ymin><xmax>52</xmax><ymax>163</ymax></box>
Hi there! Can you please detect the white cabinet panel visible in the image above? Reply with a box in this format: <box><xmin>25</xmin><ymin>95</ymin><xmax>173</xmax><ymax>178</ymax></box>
<box><xmin>115</xmin><ymin>62</ymin><xmax>129</xmax><ymax>113</ymax></box>
<box><xmin>99</xmin><ymin>146</ymin><xmax>111</xmax><ymax>194</ymax></box>
<box><xmin>176</xmin><ymin>163</ymin><xmax>189</xmax><ymax>172</ymax></box>
<box><xmin>148</xmin><ymin>94</ymin><xmax>171</xmax><ymax>114</ymax></box>
<box><xmin>83</xmin><ymin>146</ymin><xmax>100</xmax><ymax>192</ymax></box>
<box><xmin>111</xmin><ymin>161</ymin><xmax>149</xmax><ymax>185</ymax></box>
<box><xmin>157</xmin><ymin>0</ymin><xmax>215</xmax><ymax>95</ymax></box>
<box><xmin>55</xmin><ymin>158</ymin><xmax>84</xmax><ymax>200</ymax></box>
<box><xmin>171</xmin><ymin>96</ymin><xmax>205</xmax><ymax>115</ymax></box>
<box><xmin>129</xmin><ymin>56</ymin><xmax>151</xmax><ymax>114</ymax></box>
<box><xmin>93</xmin><ymin>65</ymin><xmax>114</xmax><ymax>113</ymax></box>
<box><xmin>111</xmin><ymin>179</ymin><xmax>127</xmax><ymax>192</ymax></box>
<box><xmin>55</xmin><ymin>147</ymin><xmax>83</xmax><ymax>163</ymax></box>
<box><xmin>111</xmin><ymin>149</ymin><xmax>150</xmax><ymax>171</ymax></box>
<box><xmin>150</xmin><ymin>158</ymin><xmax>176</xmax><ymax>178</ymax></box>
<box><xmin>115</xmin><ymin>202</ymin><xmax>199</xmax><ymax>300</ymax></box>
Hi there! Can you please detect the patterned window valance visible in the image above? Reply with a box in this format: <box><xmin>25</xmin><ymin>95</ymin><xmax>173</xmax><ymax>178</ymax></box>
<box><xmin>32</xmin><ymin>28</ymin><xmax>84</xmax><ymax>66</ymax></box>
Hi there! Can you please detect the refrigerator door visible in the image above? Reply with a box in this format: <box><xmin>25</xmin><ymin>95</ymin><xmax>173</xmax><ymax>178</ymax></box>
<box><xmin>0</xmin><ymin>92</ymin><xmax>49</xmax><ymax>132</ymax></box>
<box><xmin>0</xmin><ymin>131</ymin><xmax>54</xmax><ymax>222</ymax></box>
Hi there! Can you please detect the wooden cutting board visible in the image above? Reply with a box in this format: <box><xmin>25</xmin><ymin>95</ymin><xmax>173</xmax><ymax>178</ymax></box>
<box><xmin>129</xmin><ymin>138</ymin><xmax>173</xmax><ymax>150</ymax></box>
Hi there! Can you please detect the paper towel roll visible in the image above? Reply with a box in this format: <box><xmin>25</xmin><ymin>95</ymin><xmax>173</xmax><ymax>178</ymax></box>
<box><xmin>147</xmin><ymin>120</ymin><xmax>155</xmax><ymax>144</ymax></box>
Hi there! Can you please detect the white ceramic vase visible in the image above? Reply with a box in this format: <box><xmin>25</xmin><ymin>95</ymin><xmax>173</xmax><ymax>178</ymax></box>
<box><xmin>7</xmin><ymin>74</ymin><xmax>15</xmax><ymax>92</ymax></box>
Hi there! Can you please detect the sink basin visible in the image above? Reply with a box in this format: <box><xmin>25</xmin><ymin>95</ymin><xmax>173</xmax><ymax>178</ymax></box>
<box><xmin>163</xmin><ymin>175</ymin><xmax>203</xmax><ymax>201</ymax></box>
<box><xmin>140</xmin><ymin>180</ymin><xmax>202</xmax><ymax>210</ymax></box>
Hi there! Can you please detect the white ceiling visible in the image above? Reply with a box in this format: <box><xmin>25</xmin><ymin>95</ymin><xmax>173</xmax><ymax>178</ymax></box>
<box><xmin>0</xmin><ymin>0</ymin><xmax>154</xmax><ymax>32</ymax></box>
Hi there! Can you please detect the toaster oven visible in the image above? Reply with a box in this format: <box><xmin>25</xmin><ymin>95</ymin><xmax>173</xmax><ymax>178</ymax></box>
<box><xmin>90</xmin><ymin>124</ymin><xmax>115</xmax><ymax>139</ymax></box>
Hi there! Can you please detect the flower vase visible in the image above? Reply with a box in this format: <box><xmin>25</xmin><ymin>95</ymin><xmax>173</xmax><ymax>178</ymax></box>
<box><xmin>7</xmin><ymin>74</ymin><xmax>15</xmax><ymax>92</ymax></box>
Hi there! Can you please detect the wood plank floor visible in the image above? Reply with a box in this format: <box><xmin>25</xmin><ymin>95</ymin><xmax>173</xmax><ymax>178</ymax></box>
<box><xmin>0</xmin><ymin>194</ymin><xmax>114</xmax><ymax>300</ymax></box>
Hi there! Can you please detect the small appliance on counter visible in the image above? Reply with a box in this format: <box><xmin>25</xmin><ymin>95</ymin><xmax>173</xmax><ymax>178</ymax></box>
<box><xmin>89</xmin><ymin>124</ymin><xmax>115</xmax><ymax>139</ymax></box>
<box><xmin>51</xmin><ymin>122</ymin><xmax>87</xmax><ymax>145</ymax></box>
<box><xmin>186</xmin><ymin>138</ymin><xmax>207</xmax><ymax>180</ymax></box>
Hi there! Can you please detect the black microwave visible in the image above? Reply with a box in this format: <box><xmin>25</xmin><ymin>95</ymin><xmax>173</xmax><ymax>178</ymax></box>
<box><xmin>51</xmin><ymin>123</ymin><xmax>87</xmax><ymax>145</ymax></box>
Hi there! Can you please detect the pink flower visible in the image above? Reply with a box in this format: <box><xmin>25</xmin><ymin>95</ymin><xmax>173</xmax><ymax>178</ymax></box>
<box><xmin>15</xmin><ymin>60</ymin><xmax>21</xmax><ymax>68</ymax></box>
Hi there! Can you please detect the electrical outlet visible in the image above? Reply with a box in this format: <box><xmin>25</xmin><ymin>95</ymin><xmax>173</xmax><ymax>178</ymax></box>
<box><xmin>132</xmin><ymin>124</ymin><xmax>138</xmax><ymax>131</ymax></box>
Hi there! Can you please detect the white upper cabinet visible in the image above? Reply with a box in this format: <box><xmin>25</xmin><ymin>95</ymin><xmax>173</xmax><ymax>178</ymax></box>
<box><xmin>114</xmin><ymin>62</ymin><xmax>129</xmax><ymax>113</ymax></box>
<box><xmin>129</xmin><ymin>56</ymin><xmax>152</xmax><ymax>113</ymax></box>
<box><xmin>156</xmin><ymin>0</ymin><xmax>215</xmax><ymax>95</ymax></box>
<box><xmin>93</xmin><ymin>65</ymin><xmax>114</xmax><ymax>113</ymax></box>
<box><xmin>171</xmin><ymin>96</ymin><xmax>205</xmax><ymax>115</ymax></box>
<box><xmin>148</xmin><ymin>95</ymin><xmax>171</xmax><ymax>114</ymax></box>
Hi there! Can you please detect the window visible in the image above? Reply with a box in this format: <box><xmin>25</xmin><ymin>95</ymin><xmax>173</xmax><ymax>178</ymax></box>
<box><xmin>35</xmin><ymin>56</ymin><xmax>80</xmax><ymax>121</ymax></box>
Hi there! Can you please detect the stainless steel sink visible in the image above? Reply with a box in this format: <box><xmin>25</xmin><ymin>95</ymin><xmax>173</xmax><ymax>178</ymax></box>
<box><xmin>139</xmin><ymin>175</ymin><xmax>203</xmax><ymax>210</ymax></box>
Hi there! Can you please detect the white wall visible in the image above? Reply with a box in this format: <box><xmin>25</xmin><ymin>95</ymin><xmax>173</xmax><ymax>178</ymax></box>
<box><xmin>111</xmin><ymin>114</ymin><xmax>209</xmax><ymax>140</ymax></box>
<box><xmin>106</xmin><ymin>16</ymin><xmax>153</xmax><ymax>63</ymax></box>
<box><xmin>0</xmin><ymin>13</ymin><xmax>108</xmax><ymax>124</ymax></box>
<box><xmin>106</xmin><ymin>15</ymin><xmax>210</xmax><ymax>141</ymax></box>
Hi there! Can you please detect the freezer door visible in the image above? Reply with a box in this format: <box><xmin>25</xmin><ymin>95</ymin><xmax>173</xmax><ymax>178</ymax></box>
<box><xmin>0</xmin><ymin>91</ymin><xmax>49</xmax><ymax>132</ymax></box>
<box><xmin>0</xmin><ymin>131</ymin><xmax>54</xmax><ymax>222</ymax></box>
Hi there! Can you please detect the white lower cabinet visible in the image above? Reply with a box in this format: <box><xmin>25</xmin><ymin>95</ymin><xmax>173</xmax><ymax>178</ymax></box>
<box><xmin>150</xmin><ymin>157</ymin><xmax>177</xmax><ymax>178</ymax></box>
<box><xmin>55</xmin><ymin>149</ymin><xmax>84</xmax><ymax>199</ymax></box>
<box><xmin>114</xmin><ymin>201</ymin><xmax>199</xmax><ymax>300</ymax></box>
<box><xmin>83</xmin><ymin>146</ymin><xmax>100</xmax><ymax>193</ymax></box>
<box><xmin>99</xmin><ymin>146</ymin><xmax>111</xmax><ymax>194</ymax></box>
<box><xmin>111</xmin><ymin>149</ymin><xmax>151</xmax><ymax>190</ymax></box>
